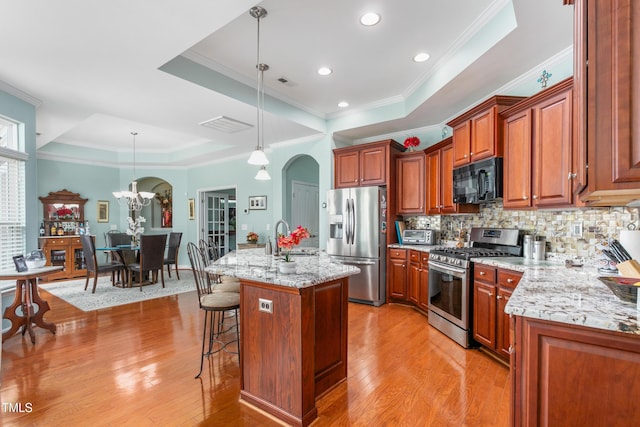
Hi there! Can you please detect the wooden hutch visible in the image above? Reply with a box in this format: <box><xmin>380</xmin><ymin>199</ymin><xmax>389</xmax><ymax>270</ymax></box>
<box><xmin>38</xmin><ymin>189</ymin><xmax>88</xmax><ymax>281</ymax></box>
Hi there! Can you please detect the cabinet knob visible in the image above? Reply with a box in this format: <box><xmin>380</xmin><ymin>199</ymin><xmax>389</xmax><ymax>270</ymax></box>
<box><xmin>568</xmin><ymin>172</ymin><xmax>577</xmax><ymax>180</ymax></box>
<box><xmin>507</xmin><ymin>278</ymin><xmax>514</xmax><ymax>283</ymax></box>
<box><xmin>463</xmin><ymin>154</ymin><xmax>468</xmax><ymax>158</ymax></box>
<box><xmin>508</xmin><ymin>345</ymin><xmax>513</xmax><ymax>354</ymax></box>
<box><xmin>488</xmin><ymin>292</ymin><xmax>493</xmax><ymax>297</ymax></box>
<box><xmin>469</xmin><ymin>152</ymin><xmax>474</xmax><ymax>156</ymax></box>
<box><xmin>479</xmin><ymin>271</ymin><xmax>486</xmax><ymax>275</ymax></box>
<box><xmin>532</xmin><ymin>195</ymin><xmax>538</xmax><ymax>200</ymax></box>
<box><xmin>402</xmin><ymin>264</ymin><xmax>405</xmax><ymax>268</ymax></box>
<box><xmin>497</xmin><ymin>295</ymin><xmax>503</xmax><ymax>300</ymax></box>
<box><xmin>523</xmin><ymin>196</ymin><xmax>528</xmax><ymax>200</ymax></box>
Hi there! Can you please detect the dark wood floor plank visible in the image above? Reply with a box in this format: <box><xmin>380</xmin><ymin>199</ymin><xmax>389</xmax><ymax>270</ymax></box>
<box><xmin>1</xmin><ymin>279</ymin><xmax>509</xmax><ymax>426</ymax></box>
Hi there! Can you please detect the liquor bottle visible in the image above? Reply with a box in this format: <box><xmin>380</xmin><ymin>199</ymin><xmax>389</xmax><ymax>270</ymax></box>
<box><xmin>50</xmin><ymin>222</ymin><xmax>56</xmax><ymax>236</ymax></box>
<box><xmin>39</xmin><ymin>222</ymin><xmax>45</xmax><ymax>236</ymax></box>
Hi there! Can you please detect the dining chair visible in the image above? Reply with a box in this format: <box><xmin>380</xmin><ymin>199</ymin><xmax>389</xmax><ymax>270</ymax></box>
<box><xmin>164</xmin><ymin>232</ymin><xmax>183</xmax><ymax>279</ymax></box>
<box><xmin>128</xmin><ymin>234</ymin><xmax>167</xmax><ymax>291</ymax></box>
<box><xmin>187</xmin><ymin>242</ymin><xmax>240</xmax><ymax>379</ymax></box>
<box><xmin>80</xmin><ymin>234</ymin><xmax>126</xmax><ymax>294</ymax></box>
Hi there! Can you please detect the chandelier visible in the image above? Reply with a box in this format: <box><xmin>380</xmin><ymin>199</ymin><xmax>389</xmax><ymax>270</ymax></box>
<box><xmin>112</xmin><ymin>132</ymin><xmax>155</xmax><ymax>211</ymax></box>
<box><xmin>247</xmin><ymin>6</ymin><xmax>271</xmax><ymax>180</ymax></box>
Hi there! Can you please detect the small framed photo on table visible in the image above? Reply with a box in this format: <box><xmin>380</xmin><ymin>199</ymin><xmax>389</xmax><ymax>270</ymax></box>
<box><xmin>13</xmin><ymin>255</ymin><xmax>28</xmax><ymax>272</ymax></box>
<box><xmin>249</xmin><ymin>195</ymin><xmax>267</xmax><ymax>210</ymax></box>
<box><xmin>97</xmin><ymin>200</ymin><xmax>109</xmax><ymax>223</ymax></box>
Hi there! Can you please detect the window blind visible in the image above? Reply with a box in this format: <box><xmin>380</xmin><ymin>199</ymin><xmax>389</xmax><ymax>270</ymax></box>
<box><xmin>0</xmin><ymin>154</ymin><xmax>26</xmax><ymax>271</ymax></box>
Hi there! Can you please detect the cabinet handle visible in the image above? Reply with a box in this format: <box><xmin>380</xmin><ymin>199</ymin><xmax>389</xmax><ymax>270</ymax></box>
<box><xmin>568</xmin><ymin>172</ymin><xmax>577</xmax><ymax>180</ymax></box>
<box><xmin>497</xmin><ymin>295</ymin><xmax>503</xmax><ymax>300</ymax></box>
<box><xmin>507</xmin><ymin>278</ymin><xmax>514</xmax><ymax>283</ymax></box>
<box><xmin>532</xmin><ymin>195</ymin><xmax>538</xmax><ymax>200</ymax></box>
<box><xmin>523</xmin><ymin>195</ymin><xmax>528</xmax><ymax>200</ymax></box>
<box><xmin>479</xmin><ymin>271</ymin><xmax>486</xmax><ymax>275</ymax></box>
<box><xmin>508</xmin><ymin>345</ymin><xmax>513</xmax><ymax>354</ymax></box>
<box><xmin>488</xmin><ymin>292</ymin><xmax>493</xmax><ymax>297</ymax></box>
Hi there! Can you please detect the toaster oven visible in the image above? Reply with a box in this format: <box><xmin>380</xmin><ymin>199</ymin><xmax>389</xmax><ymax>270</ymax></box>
<box><xmin>402</xmin><ymin>229</ymin><xmax>437</xmax><ymax>245</ymax></box>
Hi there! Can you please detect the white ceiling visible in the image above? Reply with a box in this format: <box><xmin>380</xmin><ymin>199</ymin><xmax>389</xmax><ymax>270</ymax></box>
<box><xmin>0</xmin><ymin>0</ymin><xmax>573</xmax><ymax>166</ymax></box>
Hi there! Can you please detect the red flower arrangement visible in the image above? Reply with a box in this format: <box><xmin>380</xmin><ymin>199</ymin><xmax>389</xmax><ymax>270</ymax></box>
<box><xmin>56</xmin><ymin>207</ymin><xmax>74</xmax><ymax>218</ymax></box>
<box><xmin>403</xmin><ymin>136</ymin><xmax>420</xmax><ymax>149</ymax></box>
<box><xmin>277</xmin><ymin>226</ymin><xmax>310</xmax><ymax>261</ymax></box>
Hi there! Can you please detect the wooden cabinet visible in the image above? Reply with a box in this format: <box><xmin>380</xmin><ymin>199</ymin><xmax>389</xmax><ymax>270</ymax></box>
<box><xmin>511</xmin><ymin>316</ymin><xmax>640</xmax><ymax>426</ymax></box>
<box><xmin>397</xmin><ymin>152</ymin><xmax>426</xmax><ymax>214</ymax></box>
<box><xmin>39</xmin><ymin>189</ymin><xmax>87</xmax><ymax>236</ymax></box>
<box><xmin>502</xmin><ymin>78</ymin><xmax>576</xmax><ymax>209</ymax></box>
<box><xmin>571</xmin><ymin>0</ymin><xmax>640</xmax><ymax>205</ymax></box>
<box><xmin>426</xmin><ymin>138</ymin><xmax>478</xmax><ymax>215</ymax></box>
<box><xmin>473</xmin><ymin>264</ymin><xmax>522</xmax><ymax>362</ymax></box>
<box><xmin>417</xmin><ymin>252</ymin><xmax>430</xmax><ymax>312</ymax></box>
<box><xmin>407</xmin><ymin>251</ymin><xmax>420</xmax><ymax>305</ymax></box>
<box><xmin>387</xmin><ymin>248</ymin><xmax>408</xmax><ymax>301</ymax></box>
<box><xmin>333</xmin><ymin>139</ymin><xmax>405</xmax><ymax>189</ymax></box>
<box><xmin>447</xmin><ymin>96</ymin><xmax>524</xmax><ymax>168</ymax></box>
<box><xmin>39</xmin><ymin>236</ymin><xmax>87</xmax><ymax>281</ymax></box>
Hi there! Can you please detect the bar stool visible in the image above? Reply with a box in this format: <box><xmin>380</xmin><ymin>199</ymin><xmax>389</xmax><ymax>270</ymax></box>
<box><xmin>187</xmin><ymin>242</ymin><xmax>240</xmax><ymax>379</ymax></box>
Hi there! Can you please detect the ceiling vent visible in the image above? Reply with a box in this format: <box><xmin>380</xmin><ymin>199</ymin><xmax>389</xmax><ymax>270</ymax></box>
<box><xmin>199</xmin><ymin>116</ymin><xmax>253</xmax><ymax>133</ymax></box>
<box><xmin>277</xmin><ymin>76</ymin><xmax>296</xmax><ymax>87</ymax></box>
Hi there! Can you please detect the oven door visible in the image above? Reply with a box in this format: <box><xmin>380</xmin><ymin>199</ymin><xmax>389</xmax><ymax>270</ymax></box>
<box><xmin>428</xmin><ymin>260</ymin><xmax>469</xmax><ymax>329</ymax></box>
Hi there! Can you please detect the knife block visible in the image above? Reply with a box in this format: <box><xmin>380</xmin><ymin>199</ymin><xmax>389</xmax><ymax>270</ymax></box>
<box><xmin>616</xmin><ymin>260</ymin><xmax>640</xmax><ymax>279</ymax></box>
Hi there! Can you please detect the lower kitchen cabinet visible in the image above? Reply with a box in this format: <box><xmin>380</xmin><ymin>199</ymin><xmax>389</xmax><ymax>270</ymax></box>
<box><xmin>511</xmin><ymin>316</ymin><xmax>640</xmax><ymax>426</ymax></box>
<box><xmin>388</xmin><ymin>248</ymin><xmax>408</xmax><ymax>301</ymax></box>
<box><xmin>39</xmin><ymin>236</ymin><xmax>87</xmax><ymax>281</ymax></box>
<box><xmin>408</xmin><ymin>251</ymin><xmax>420</xmax><ymax>305</ymax></box>
<box><xmin>473</xmin><ymin>264</ymin><xmax>522</xmax><ymax>362</ymax></box>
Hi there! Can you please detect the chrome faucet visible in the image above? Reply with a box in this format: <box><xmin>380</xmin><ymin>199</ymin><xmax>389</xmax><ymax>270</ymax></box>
<box><xmin>274</xmin><ymin>219</ymin><xmax>290</xmax><ymax>256</ymax></box>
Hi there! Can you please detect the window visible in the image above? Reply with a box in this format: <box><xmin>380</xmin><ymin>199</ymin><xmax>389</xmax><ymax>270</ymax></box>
<box><xmin>0</xmin><ymin>117</ymin><xmax>27</xmax><ymax>271</ymax></box>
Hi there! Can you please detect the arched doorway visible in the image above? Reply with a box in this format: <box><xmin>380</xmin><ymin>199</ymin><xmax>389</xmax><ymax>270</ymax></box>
<box><xmin>283</xmin><ymin>155</ymin><xmax>319</xmax><ymax>247</ymax></box>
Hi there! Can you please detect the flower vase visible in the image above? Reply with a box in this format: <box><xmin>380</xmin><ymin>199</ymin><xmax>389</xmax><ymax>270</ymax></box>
<box><xmin>279</xmin><ymin>261</ymin><xmax>297</xmax><ymax>274</ymax></box>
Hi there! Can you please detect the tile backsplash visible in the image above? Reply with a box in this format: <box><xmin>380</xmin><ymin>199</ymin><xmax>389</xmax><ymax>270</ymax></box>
<box><xmin>403</xmin><ymin>203</ymin><xmax>640</xmax><ymax>260</ymax></box>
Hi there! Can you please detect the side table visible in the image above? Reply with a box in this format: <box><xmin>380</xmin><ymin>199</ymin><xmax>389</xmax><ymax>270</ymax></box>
<box><xmin>0</xmin><ymin>266</ymin><xmax>63</xmax><ymax>343</ymax></box>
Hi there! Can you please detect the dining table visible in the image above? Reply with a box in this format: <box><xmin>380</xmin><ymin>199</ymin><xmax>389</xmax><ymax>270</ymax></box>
<box><xmin>1</xmin><ymin>265</ymin><xmax>63</xmax><ymax>343</ymax></box>
<box><xmin>96</xmin><ymin>245</ymin><xmax>140</xmax><ymax>287</ymax></box>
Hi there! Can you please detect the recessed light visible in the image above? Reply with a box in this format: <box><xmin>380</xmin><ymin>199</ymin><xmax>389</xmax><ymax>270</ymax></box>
<box><xmin>338</xmin><ymin>101</ymin><xmax>349</xmax><ymax>108</ymax></box>
<box><xmin>317</xmin><ymin>67</ymin><xmax>332</xmax><ymax>76</ymax></box>
<box><xmin>360</xmin><ymin>12</ymin><xmax>380</xmax><ymax>26</ymax></box>
<box><xmin>413</xmin><ymin>52</ymin><xmax>430</xmax><ymax>63</ymax></box>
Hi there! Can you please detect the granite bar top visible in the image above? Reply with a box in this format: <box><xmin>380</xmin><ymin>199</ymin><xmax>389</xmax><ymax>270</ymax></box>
<box><xmin>474</xmin><ymin>257</ymin><xmax>639</xmax><ymax>335</ymax></box>
<box><xmin>206</xmin><ymin>248</ymin><xmax>360</xmax><ymax>289</ymax></box>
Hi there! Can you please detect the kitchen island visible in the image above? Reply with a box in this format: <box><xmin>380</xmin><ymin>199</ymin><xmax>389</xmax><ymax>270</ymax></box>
<box><xmin>475</xmin><ymin>257</ymin><xmax>640</xmax><ymax>426</ymax></box>
<box><xmin>208</xmin><ymin>248</ymin><xmax>360</xmax><ymax>427</ymax></box>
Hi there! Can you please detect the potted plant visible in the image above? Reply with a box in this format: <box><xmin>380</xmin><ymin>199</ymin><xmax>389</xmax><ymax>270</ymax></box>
<box><xmin>277</xmin><ymin>226</ymin><xmax>310</xmax><ymax>274</ymax></box>
<box><xmin>246</xmin><ymin>231</ymin><xmax>259</xmax><ymax>244</ymax></box>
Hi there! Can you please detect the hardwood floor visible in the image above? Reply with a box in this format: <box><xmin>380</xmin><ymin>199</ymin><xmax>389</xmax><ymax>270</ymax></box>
<box><xmin>1</xmin><ymin>277</ymin><xmax>510</xmax><ymax>426</ymax></box>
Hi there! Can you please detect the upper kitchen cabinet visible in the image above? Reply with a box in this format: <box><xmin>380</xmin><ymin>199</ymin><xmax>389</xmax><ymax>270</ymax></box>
<box><xmin>571</xmin><ymin>0</ymin><xmax>640</xmax><ymax>205</ymax></box>
<box><xmin>333</xmin><ymin>139</ymin><xmax>406</xmax><ymax>189</ymax></box>
<box><xmin>397</xmin><ymin>151</ymin><xmax>426</xmax><ymax>214</ymax></box>
<box><xmin>501</xmin><ymin>78</ymin><xmax>576</xmax><ymax>209</ymax></box>
<box><xmin>447</xmin><ymin>96</ymin><xmax>525</xmax><ymax>168</ymax></box>
<box><xmin>426</xmin><ymin>138</ymin><xmax>478</xmax><ymax>215</ymax></box>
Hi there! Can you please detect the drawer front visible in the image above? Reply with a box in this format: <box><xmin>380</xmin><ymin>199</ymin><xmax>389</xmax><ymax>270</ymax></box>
<box><xmin>409</xmin><ymin>250</ymin><xmax>420</xmax><ymax>263</ymax></box>
<box><xmin>44</xmin><ymin>239</ymin><xmax>69</xmax><ymax>247</ymax></box>
<box><xmin>497</xmin><ymin>269</ymin><xmax>523</xmax><ymax>290</ymax></box>
<box><xmin>474</xmin><ymin>264</ymin><xmax>496</xmax><ymax>282</ymax></box>
<box><xmin>71</xmin><ymin>238</ymin><xmax>82</xmax><ymax>245</ymax></box>
<box><xmin>389</xmin><ymin>248</ymin><xmax>407</xmax><ymax>260</ymax></box>
<box><xmin>421</xmin><ymin>253</ymin><xmax>430</xmax><ymax>264</ymax></box>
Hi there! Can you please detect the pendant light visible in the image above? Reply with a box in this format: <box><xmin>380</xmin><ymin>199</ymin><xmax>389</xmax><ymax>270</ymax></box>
<box><xmin>112</xmin><ymin>132</ymin><xmax>155</xmax><ymax>211</ymax></box>
<box><xmin>247</xmin><ymin>6</ymin><xmax>271</xmax><ymax>180</ymax></box>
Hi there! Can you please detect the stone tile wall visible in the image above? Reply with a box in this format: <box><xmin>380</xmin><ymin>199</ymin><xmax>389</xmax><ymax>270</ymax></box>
<box><xmin>403</xmin><ymin>203</ymin><xmax>640</xmax><ymax>261</ymax></box>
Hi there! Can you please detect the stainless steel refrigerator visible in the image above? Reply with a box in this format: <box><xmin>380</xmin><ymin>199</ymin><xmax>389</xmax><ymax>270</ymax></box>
<box><xmin>327</xmin><ymin>186</ymin><xmax>387</xmax><ymax>306</ymax></box>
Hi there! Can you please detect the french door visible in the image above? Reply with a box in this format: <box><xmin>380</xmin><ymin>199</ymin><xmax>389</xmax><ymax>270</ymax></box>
<box><xmin>201</xmin><ymin>192</ymin><xmax>229</xmax><ymax>256</ymax></box>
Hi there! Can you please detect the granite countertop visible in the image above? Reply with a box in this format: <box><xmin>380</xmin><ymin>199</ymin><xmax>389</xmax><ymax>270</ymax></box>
<box><xmin>388</xmin><ymin>243</ymin><xmax>438</xmax><ymax>253</ymax></box>
<box><xmin>473</xmin><ymin>257</ymin><xmax>639</xmax><ymax>335</ymax></box>
<box><xmin>207</xmin><ymin>248</ymin><xmax>360</xmax><ymax>289</ymax></box>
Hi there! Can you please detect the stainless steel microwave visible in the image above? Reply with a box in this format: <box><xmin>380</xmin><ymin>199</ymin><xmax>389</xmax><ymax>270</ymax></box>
<box><xmin>452</xmin><ymin>157</ymin><xmax>503</xmax><ymax>204</ymax></box>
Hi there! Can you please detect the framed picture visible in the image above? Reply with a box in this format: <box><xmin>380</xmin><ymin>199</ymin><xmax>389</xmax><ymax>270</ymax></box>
<box><xmin>97</xmin><ymin>200</ymin><xmax>109</xmax><ymax>223</ymax></box>
<box><xmin>188</xmin><ymin>198</ymin><xmax>195</xmax><ymax>220</ymax></box>
<box><xmin>249</xmin><ymin>195</ymin><xmax>267</xmax><ymax>210</ymax></box>
<box><xmin>13</xmin><ymin>255</ymin><xmax>28</xmax><ymax>272</ymax></box>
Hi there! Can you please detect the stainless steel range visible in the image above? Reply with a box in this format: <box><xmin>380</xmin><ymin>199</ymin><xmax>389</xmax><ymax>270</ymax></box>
<box><xmin>427</xmin><ymin>228</ymin><xmax>521</xmax><ymax>348</ymax></box>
